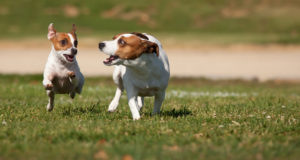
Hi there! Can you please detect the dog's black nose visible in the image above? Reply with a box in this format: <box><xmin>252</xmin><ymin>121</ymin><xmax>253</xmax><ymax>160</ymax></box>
<box><xmin>71</xmin><ymin>48</ymin><xmax>77</xmax><ymax>55</ymax></box>
<box><xmin>99</xmin><ymin>42</ymin><xmax>105</xmax><ymax>50</ymax></box>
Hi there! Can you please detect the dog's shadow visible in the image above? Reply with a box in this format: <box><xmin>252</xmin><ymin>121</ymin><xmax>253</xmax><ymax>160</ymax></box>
<box><xmin>61</xmin><ymin>102</ymin><xmax>102</xmax><ymax>116</ymax></box>
<box><xmin>160</xmin><ymin>107</ymin><xmax>192</xmax><ymax>118</ymax></box>
<box><xmin>61</xmin><ymin>102</ymin><xmax>192</xmax><ymax>118</ymax></box>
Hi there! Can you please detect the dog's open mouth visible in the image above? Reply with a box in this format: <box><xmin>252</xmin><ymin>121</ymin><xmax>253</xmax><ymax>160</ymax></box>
<box><xmin>103</xmin><ymin>55</ymin><xmax>119</xmax><ymax>65</ymax></box>
<box><xmin>63</xmin><ymin>54</ymin><xmax>75</xmax><ymax>62</ymax></box>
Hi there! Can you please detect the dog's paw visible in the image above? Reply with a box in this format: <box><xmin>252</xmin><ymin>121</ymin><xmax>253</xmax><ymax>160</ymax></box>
<box><xmin>108</xmin><ymin>108</ymin><xmax>116</xmax><ymax>112</ymax></box>
<box><xmin>132</xmin><ymin>114</ymin><xmax>141</xmax><ymax>120</ymax></box>
<box><xmin>44</xmin><ymin>83</ymin><xmax>53</xmax><ymax>90</ymax></box>
<box><xmin>133</xmin><ymin>115</ymin><xmax>141</xmax><ymax>121</ymax></box>
<box><xmin>108</xmin><ymin>101</ymin><xmax>118</xmax><ymax>112</ymax></box>
<box><xmin>47</xmin><ymin>103</ymin><xmax>53</xmax><ymax>112</ymax></box>
<box><xmin>68</xmin><ymin>71</ymin><xmax>76</xmax><ymax>78</ymax></box>
<box><xmin>69</xmin><ymin>92</ymin><xmax>76</xmax><ymax>99</ymax></box>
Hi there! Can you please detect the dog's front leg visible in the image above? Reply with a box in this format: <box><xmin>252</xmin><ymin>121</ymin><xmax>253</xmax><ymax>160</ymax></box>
<box><xmin>108</xmin><ymin>87</ymin><xmax>122</xmax><ymax>112</ymax></box>
<box><xmin>68</xmin><ymin>71</ymin><xmax>80</xmax><ymax>99</ymax></box>
<box><xmin>68</xmin><ymin>71</ymin><xmax>78</xmax><ymax>85</ymax></box>
<box><xmin>43</xmin><ymin>74</ymin><xmax>54</xmax><ymax>90</ymax></box>
<box><xmin>108</xmin><ymin>67</ymin><xmax>123</xmax><ymax>112</ymax></box>
<box><xmin>152</xmin><ymin>91</ymin><xmax>165</xmax><ymax>115</ymax></box>
<box><xmin>46</xmin><ymin>90</ymin><xmax>55</xmax><ymax>111</ymax></box>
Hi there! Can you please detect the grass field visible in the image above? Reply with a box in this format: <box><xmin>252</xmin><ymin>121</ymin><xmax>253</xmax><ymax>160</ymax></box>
<box><xmin>0</xmin><ymin>74</ymin><xmax>300</xmax><ymax>160</ymax></box>
<box><xmin>1</xmin><ymin>0</ymin><xmax>300</xmax><ymax>43</ymax></box>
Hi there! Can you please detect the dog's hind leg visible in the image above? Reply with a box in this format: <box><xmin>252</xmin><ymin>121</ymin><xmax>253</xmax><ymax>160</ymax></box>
<box><xmin>75</xmin><ymin>72</ymin><xmax>85</xmax><ymax>94</ymax></box>
<box><xmin>152</xmin><ymin>91</ymin><xmax>165</xmax><ymax>115</ymax></box>
<box><xmin>69</xmin><ymin>71</ymin><xmax>84</xmax><ymax>99</ymax></box>
<box><xmin>69</xmin><ymin>92</ymin><xmax>76</xmax><ymax>99</ymax></box>
<box><xmin>46</xmin><ymin>90</ymin><xmax>55</xmax><ymax>111</ymax></box>
<box><xmin>128</xmin><ymin>94</ymin><xmax>141</xmax><ymax>120</ymax></box>
<box><xmin>137</xmin><ymin>96</ymin><xmax>144</xmax><ymax>111</ymax></box>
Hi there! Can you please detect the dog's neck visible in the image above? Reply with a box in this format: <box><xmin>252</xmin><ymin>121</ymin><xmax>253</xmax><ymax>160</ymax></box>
<box><xmin>123</xmin><ymin>54</ymin><xmax>158</xmax><ymax>77</ymax></box>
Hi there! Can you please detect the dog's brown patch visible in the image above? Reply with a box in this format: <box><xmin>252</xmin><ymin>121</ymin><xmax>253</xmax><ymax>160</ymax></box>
<box><xmin>50</xmin><ymin>33</ymin><xmax>74</xmax><ymax>51</ymax></box>
<box><xmin>112</xmin><ymin>32</ymin><xmax>148</xmax><ymax>40</ymax></box>
<box><xmin>68</xmin><ymin>71</ymin><xmax>76</xmax><ymax>78</ymax></box>
<box><xmin>115</xmin><ymin>35</ymin><xmax>159</xmax><ymax>59</ymax></box>
<box><xmin>45</xmin><ymin>83</ymin><xmax>53</xmax><ymax>90</ymax></box>
<box><xmin>131</xmin><ymin>32</ymin><xmax>149</xmax><ymax>40</ymax></box>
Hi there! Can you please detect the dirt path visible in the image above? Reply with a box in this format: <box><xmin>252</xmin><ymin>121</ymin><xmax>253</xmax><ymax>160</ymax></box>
<box><xmin>1</xmin><ymin>41</ymin><xmax>300</xmax><ymax>81</ymax></box>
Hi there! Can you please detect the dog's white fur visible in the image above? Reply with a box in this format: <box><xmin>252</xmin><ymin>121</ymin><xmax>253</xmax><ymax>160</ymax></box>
<box><xmin>43</xmin><ymin>23</ymin><xmax>84</xmax><ymax>111</ymax></box>
<box><xmin>100</xmin><ymin>33</ymin><xmax>170</xmax><ymax>120</ymax></box>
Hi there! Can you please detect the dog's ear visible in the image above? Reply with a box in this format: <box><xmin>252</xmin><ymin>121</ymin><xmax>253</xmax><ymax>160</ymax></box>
<box><xmin>142</xmin><ymin>40</ymin><xmax>159</xmax><ymax>57</ymax></box>
<box><xmin>47</xmin><ymin>23</ymin><xmax>56</xmax><ymax>40</ymax></box>
<box><xmin>112</xmin><ymin>33</ymin><xmax>123</xmax><ymax>40</ymax></box>
<box><xmin>71</xmin><ymin>24</ymin><xmax>76</xmax><ymax>34</ymax></box>
<box><xmin>131</xmin><ymin>32</ymin><xmax>149</xmax><ymax>40</ymax></box>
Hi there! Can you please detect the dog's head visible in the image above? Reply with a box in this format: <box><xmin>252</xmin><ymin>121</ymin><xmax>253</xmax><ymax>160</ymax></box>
<box><xmin>98</xmin><ymin>32</ymin><xmax>159</xmax><ymax>66</ymax></box>
<box><xmin>47</xmin><ymin>23</ymin><xmax>78</xmax><ymax>63</ymax></box>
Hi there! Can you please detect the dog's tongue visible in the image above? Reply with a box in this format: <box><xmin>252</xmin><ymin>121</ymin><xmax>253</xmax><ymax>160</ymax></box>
<box><xmin>104</xmin><ymin>57</ymin><xmax>110</xmax><ymax>63</ymax></box>
<box><xmin>104</xmin><ymin>55</ymin><xmax>118</xmax><ymax>64</ymax></box>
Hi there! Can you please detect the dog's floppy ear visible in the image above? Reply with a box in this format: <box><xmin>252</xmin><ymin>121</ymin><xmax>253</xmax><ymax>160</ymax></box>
<box><xmin>71</xmin><ymin>24</ymin><xmax>76</xmax><ymax>34</ymax></box>
<box><xmin>142</xmin><ymin>40</ymin><xmax>159</xmax><ymax>57</ymax></box>
<box><xmin>47</xmin><ymin>23</ymin><xmax>56</xmax><ymax>40</ymax></box>
<box><xmin>131</xmin><ymin>32</ymin><xmax>149</xmax><ymax>40</ymax></box>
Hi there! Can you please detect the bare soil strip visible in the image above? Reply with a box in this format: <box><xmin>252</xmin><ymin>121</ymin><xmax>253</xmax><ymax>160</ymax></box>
<box><xmin>1</xmin><ymin>41</ymin><xmax>300</xmax><ymax>81</ymax></box>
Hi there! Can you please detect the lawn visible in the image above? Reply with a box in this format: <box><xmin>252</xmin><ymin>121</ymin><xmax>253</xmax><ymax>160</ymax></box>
<box><xmin>1</xmin><ymin>0</ymin><xmax>300</xmax><ymax>44</ymax></box>
<box><xmin>0</xmin><ymin>74</ymin><xmax>300</xmax><ymax>160</ymax></box>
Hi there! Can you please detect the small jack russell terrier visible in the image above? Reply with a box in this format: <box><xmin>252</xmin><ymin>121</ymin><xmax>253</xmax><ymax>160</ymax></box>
<box><xmin>98</xmin><ymin>32</ymin><xmax>170</xmax><ymax>120</ymax></box>
<box><xmin>43</xmin><ymin>23</ymin><xmax>84</xmax><ymax>111</ymax></box>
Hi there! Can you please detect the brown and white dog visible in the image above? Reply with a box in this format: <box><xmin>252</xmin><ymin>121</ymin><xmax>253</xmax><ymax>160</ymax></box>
<box><xmin>43</xmin><ymin>23</ymin><xmax>84</xmax><ymax>111</ymax></box>
<box><xmin>98</xmin><ymin>32</ymin><xmax>170</xmax><ymax>120</ymax></box>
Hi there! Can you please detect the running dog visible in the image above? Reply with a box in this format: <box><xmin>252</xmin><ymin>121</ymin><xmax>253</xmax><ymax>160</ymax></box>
<box><xmin>98</xmin><ymin>32</ymin><xmax>170</xmax><ymax>120</ymax></box>
<box><xmin>43</xmin><ymin>23</ymin><xmax>84</xmax><ymax>111</ymax></box>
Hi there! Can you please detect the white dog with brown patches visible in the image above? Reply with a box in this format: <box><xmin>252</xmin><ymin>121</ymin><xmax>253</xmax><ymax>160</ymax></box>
<box><xmin>98</xmin><ymin>32</ymin><xmax>170</xmax><ymax>120</ymax></box>
<box><xmin>43</xmin><ymin>23</ymin><xmax>84</xmax><ymax>111</ymax></box>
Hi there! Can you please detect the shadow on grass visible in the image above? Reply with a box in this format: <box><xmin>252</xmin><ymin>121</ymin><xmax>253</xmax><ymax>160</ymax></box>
<box><xmin>62</xmin><ymin>102</ymin><xmax>102</xmax><ymax>116</ymax></box>
<box><xmin>160</xmin><ymin>107</ymin><xmax>192</xmax><ymax>118</ymax></box>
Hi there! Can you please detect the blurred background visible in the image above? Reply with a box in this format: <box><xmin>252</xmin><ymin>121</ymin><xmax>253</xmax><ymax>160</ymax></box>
<box><xmin>0</xmin><ymin>0</ymin><xmax>300</xmax><ymax>81</ymax></box>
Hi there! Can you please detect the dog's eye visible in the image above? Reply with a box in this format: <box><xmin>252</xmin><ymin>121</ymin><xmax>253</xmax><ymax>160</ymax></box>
<box><xmin>60</xmin><ymin>39</ymin><xmax>67</xmax><ymax>46</ymax></box>
<box><xmin>118</xmin><ymin>39</ymin><xmax>126</xmax><ymax>45</ymax></box>
<box><xmin>74</xmin><ymin>40</ymin><xmax>78</xmax><ymax>47</ymax></box>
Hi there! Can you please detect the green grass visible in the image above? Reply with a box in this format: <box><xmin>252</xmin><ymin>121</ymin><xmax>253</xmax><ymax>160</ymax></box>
<box><xmin>0</xmin><ymin>74</ymin><xmax>300</xmax><ymax>160</ymax></box>
<box><xmin>1</xmin><ymin>0</ymin><xmax>300</xmax><ymax>43</ymax></box>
